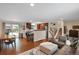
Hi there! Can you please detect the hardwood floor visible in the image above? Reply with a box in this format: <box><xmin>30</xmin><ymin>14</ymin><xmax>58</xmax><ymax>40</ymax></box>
<box><xmin>0</xmin><ymin>38</ymin><xmax>48</xmax><ymax>55</ymax></box>
<box><xmin>0</xmin><ymin>38</ymin><xmax>79</xmax><ymax>55</ymax></box>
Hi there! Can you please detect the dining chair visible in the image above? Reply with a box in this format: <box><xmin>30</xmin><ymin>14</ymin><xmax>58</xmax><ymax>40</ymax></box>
<box><xmin>4</xmin><ymin>39</ymin><xmax>15</xmax><ymax>49</ymax></box>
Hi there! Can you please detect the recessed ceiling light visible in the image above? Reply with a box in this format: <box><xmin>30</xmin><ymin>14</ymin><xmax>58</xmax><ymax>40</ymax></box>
<box><xmin>30</xmin><ymin>3</ymin><xmax>35</xmax><ymax>7</ymax></box>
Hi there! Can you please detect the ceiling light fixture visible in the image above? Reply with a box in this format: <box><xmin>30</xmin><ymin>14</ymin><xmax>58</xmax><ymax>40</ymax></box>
<box><xmin>30</xmin><ymin>3</ymin><xmax>35</xmax><ymax>7</ymax></box>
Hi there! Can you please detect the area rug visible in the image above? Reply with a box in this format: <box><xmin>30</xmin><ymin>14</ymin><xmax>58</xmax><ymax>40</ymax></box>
<box><xmin>18</xmin><ymin>48</ymin><xmax>35</xmax><ymax>55</ymax></box>
<box><xmin>18</xmin><ymin>47</ymin><xmax>46</xmax><ymax>55</ymax></box>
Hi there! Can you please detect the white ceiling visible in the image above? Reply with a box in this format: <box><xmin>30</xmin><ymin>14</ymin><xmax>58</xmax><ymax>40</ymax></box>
<box><xmin>0</xmin><ymin>3</ymin><xmax>79</xmax><ymax>23</ymax></box>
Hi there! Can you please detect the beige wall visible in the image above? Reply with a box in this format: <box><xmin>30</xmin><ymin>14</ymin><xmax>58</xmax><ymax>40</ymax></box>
<box><xmin>0</xmin><ymin>22</ymin><xmax>3</xmax><ymax>37</ymax></box>
<box><xmin>64</xmin><ymin>20</ymin><xmax>79</xmax><ymax>34</ymax></box>
<box><xmin>0</xmin><ymin>22</ymin><xmax>4</xmax><ymax>37</ymax></box>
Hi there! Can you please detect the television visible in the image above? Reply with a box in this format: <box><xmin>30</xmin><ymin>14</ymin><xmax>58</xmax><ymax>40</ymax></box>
<box><xmin>69</xmin><ymin>30</ymin><xmax>78</xmax><ymax>38</ymax></box>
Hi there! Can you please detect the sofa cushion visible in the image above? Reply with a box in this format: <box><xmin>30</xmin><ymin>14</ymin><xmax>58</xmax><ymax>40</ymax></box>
<box><xmin>59</xmin><ymin>36</ymin><xmax>66</xmax><ymax>42</ymax></box>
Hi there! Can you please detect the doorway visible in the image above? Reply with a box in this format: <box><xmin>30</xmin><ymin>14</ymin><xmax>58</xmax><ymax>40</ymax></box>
<box><xmin>5</xmin><ymin>24</ymin><xmax>19</xmax><ymax>38</ymax></box>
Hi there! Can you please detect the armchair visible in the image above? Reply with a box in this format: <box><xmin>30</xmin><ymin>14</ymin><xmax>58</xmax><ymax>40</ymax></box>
<box><xmin>49</xmin><ymin>36</ymin><xmax>66</xmax><ymax>48</ymax></box>
<box><xmin>69</xmin><ymin>29</ymin><xmax>79</xmax><ymax>48</ymax></box>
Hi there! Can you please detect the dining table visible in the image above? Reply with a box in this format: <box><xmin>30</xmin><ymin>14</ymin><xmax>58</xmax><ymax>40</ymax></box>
<box><xmin>0</xmin><ymin>36</ymin><xmax>15</xmax><ymax>50</ymax></box>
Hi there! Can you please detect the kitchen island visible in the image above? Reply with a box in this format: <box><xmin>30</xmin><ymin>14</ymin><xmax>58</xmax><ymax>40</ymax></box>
<box><xmin>33</xmin><ymin>30</ymin><xmax>46</xmax><ymax>41</ymax></box>
<box><xmin>20</xmin><ymin>30</ymin><xmax>47</xmax><ymax>42</ymax></box>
